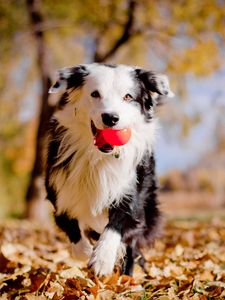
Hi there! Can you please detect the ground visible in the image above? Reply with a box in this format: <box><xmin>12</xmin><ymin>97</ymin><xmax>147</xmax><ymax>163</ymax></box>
<box><xmin>0</xmin><ymin>217</ymin><xmax>224</xmax><ymax>300</ymax></box>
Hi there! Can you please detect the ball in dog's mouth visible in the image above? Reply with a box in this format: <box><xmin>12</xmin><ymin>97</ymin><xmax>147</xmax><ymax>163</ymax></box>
<box><xmin>91</xmin><ymin>120</ymin><xmax>132</xmax><ymax>153</ymax></box>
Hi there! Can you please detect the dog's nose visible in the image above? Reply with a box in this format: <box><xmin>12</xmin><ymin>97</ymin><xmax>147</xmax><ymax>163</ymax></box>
<box><xmin>101</xmin><ymin>113</ymin><xmax>119</xmax><ymax>127</ymax></box>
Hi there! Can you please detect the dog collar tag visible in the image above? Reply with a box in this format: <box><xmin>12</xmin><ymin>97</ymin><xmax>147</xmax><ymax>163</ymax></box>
<box><xmin>112</xmin><ymin>147</ymin><xmax>120</xmax><ymax>158</ymax></box>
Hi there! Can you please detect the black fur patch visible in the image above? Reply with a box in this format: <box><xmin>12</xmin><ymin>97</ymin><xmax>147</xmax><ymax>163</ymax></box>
<box><xmin>58</xmin><ymin>152</ymin><xmax>75</xmax><ymax>170</ymax></box>
<box><xmin>84</xmin><ymin>229</ymin><xmax>100</xmax><ymax>244</ymax></box>
<box><xmin>55</xmin><ymin>66</ymin><xmax>89</xmax><ymax>110</ymax></box>
<box><xmin>58</xmin><ymin>92</ymin><xmax>69</xmax><ymax>110</ymax></box>
<box><xmin>122</xmin><ymin>245</ymin><xmax>146</xmax><ymax>276</ymax></box>
<box><xmin>66</xmin><ymin>65</ymin><xmax>89</xmax><ymax>90</ymax></box>
<box><xmin>135</xmin><ymin>69</ymin><xmax>161</xmax><ymax>95</ymax></box>
<box><xmin>46</xmin><ymin>118</ymin><xmax>75</xmax><ymax>171</ymax></box>
<box><xmin>135</xmin><ymin>68</ymin><xmax>172</xmax><ymax>107</ymax></box>
<box><xmin>132</xmin><ymin>71</ymin><xmax>154</xmax><ymax>121</ymax></box>
<box><xmin>107</xmin><ymin>198</ymin><xmax>139</xmax><ymax>236</ymax></box>
<box><xmin>136</xmin><ymin>153</ymin><xmax>160</xmax><ymax>238</ymax></box>
<box><xmin>45</xmin><ymin>183</ymin><xmax>57</xmax><ymax>207</ymax></box>
<box><xmin>55</xmin><ymin>213</ymin><xmax>81</xmax><ymax>244</ymax></box>
<box><xmin>46</xmin><ymin>119</ymin><xmax>68</xmax><ymax>167</ymax></box>
<box><xmin>45</xmin><ymin>118</ymin><xmax>74</xmax><ymax>206</ymax></box>
<box><xmin>52</xmin><ymin>81</ymin><xmax>60</xmax><ymax>89</ymax></box>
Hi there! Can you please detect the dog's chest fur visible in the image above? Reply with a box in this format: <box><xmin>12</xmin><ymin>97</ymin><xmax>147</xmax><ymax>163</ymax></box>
<box><xmin>55</xmin><ymin>144</ymin><xmax>137</xmax><ymax>216</ymax></box>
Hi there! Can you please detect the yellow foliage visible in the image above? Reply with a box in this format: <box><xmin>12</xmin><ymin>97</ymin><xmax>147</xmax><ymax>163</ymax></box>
<box><xmin>168</xmin><ymin>40</ymin><xmax>221</xmax><ymax>75</ymax></box>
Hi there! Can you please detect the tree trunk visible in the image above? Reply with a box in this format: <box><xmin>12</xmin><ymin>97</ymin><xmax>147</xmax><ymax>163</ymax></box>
<box><xmin>25</xmin><ymin>0</ymin><xmax>54</xmax><ymax>220</ymax></box>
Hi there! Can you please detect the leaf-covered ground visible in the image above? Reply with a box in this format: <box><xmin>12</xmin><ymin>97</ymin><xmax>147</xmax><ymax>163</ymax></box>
<box><xmin>0</xmin><ymin>218</ymin><xmax>224</xmax><ymax>300</ymax></box>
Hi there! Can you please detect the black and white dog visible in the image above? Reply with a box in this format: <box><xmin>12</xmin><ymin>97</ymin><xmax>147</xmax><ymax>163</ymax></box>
<box><xmin>45</xmin><ymin>63</ymin><xmax>173</xmax><ymax>276</ymax></box>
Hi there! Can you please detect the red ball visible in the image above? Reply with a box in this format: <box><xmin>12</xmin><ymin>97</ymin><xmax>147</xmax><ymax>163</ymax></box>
<box><xmin>94</xmin><ymin>128</ymin><xmax>132</xmax><ymax>148</ymax></box>
<box><xmin>101</xmin><ymin>128</ymin><xmax>131</xmax><ymax>146</ymax></box>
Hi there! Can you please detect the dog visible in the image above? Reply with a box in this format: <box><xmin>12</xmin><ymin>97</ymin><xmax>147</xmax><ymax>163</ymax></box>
<box><xmin>45</xmin><ymin>63</ymin><xmax>173</xmax><ymax>276</ymax></box>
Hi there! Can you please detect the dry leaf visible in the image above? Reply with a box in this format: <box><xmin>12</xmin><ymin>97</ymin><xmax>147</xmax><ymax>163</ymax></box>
<box><xmin>60</xmin><ymin>266</ymin><xmax>85</xmax><ymax>279</ymax></box>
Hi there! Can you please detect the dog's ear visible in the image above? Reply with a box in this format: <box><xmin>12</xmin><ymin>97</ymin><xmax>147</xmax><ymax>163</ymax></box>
<box><xmin>135</xmin><ymin>69</ymin><xmax>174</xmax><ymax>105</ymax></box>
<box><xmin>49</xmin><ymin>65</ymin><xmax>89</xmax><ymax>94</ymax></box>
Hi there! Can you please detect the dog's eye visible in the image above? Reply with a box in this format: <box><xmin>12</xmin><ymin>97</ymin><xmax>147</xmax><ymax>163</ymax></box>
<box><xmin>91</xmin><ymin>90</ymin><xmax>100</xmax><ymax>98</ymax></box>
<box><xmin>123</xmin><ymin>94</ymin><xmax>133</xmax><ymax>102</ymax></box>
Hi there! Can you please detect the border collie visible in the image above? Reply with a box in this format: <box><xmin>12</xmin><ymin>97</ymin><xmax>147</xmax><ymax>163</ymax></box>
<box><xmin>45</xmin><ymin>63</ymin><xmax>173</xmax><ymax>276</ymax></box>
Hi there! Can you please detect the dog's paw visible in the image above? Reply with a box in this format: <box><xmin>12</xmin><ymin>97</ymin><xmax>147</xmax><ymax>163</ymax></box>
<box><xmin>88</xmin><ymin>229</ymin><xmax>121</xmax><ymax>276</ymax></box>
<box><xmin>88</xmin><ymin>249</ymin><xmax>115</xmax><ymax>276</ymax></box>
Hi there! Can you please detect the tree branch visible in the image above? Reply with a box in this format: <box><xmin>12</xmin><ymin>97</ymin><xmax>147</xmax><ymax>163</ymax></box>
<box><xmin>94</xmin><ymin>0</ymin><xmax>138</xmax><ymax>62</ymax></box>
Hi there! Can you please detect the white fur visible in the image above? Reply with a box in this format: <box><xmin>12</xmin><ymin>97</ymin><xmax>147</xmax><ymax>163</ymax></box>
<box><xmin>49</xmin><ymin>64</ymin><xmax>158</xmax><ymax>268</ymax></box>
<box><xmin>89</xmin><ymin>229</ymin><xmax>124</xmax><ymax>276</ymax></box>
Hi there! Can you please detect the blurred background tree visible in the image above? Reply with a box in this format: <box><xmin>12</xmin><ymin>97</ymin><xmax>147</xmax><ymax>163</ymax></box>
<box><xmin>0</xmin><ymin>0</ymin><xmax>224</xmax><ymax>219</ymax></box>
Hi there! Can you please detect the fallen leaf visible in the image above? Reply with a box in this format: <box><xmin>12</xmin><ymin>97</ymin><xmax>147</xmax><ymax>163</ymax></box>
<box><xmin>0</xmin><ymin>252</ymin><xmax>10</xmax><ymax>273</ymax></box>
<box><xmin>60</xmin><ymin>266</ymin><xmax>85</xmax><ymax>279</ymax></box>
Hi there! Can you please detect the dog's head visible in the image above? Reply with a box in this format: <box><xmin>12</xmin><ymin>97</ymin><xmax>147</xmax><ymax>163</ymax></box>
<box><xmin>50</xmin><ymin>63</ymin><xmax>173</xmax><ymax>153</ymax></box>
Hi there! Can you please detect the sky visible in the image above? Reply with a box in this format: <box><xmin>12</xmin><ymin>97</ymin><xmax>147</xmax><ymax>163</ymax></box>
<box><xmin>156</xmin><ymin>69</ymin><xmax>225</xmax><ymax>174</ymax></box>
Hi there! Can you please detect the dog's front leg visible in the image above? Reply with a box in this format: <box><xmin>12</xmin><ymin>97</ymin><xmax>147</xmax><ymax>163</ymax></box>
<box><xmin>88</xmin><ymin>199</ymin><xmax>137</xmax><ymax>276</ymax></box>
<box><xmin>88</xmin><ymin>227</ymin><xmax>123</xmax><ymax>276</ymax></box>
